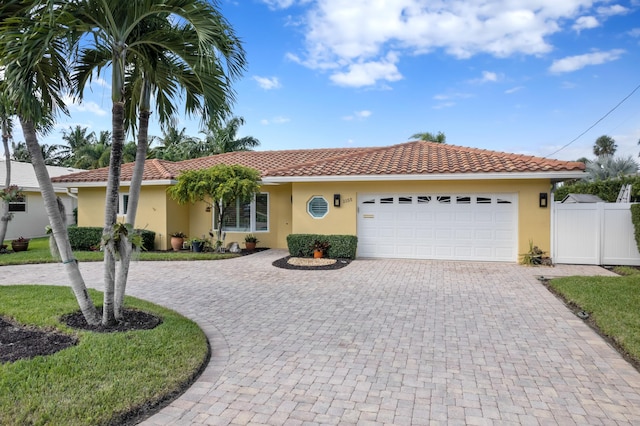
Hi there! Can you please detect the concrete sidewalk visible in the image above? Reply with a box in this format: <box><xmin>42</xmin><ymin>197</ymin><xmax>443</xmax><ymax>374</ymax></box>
<box><xmin>1</xmin><ymin>251</ymin><xmax>638</xmax><ymax>425</ymax></box>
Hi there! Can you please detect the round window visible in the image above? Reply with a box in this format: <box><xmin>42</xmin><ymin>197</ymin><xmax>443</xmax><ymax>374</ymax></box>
<box><xmin>307</xmin><ymin>196</ymin><xmax>329</xmax><ymax>218</ymax></box>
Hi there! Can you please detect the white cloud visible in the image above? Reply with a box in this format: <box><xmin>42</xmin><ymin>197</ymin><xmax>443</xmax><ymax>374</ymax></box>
<box><xmin>505</xmin><ymin>86</ymin><xmax>524</xmax><ymax>94</ymax></box>
<box><xmin>261</xmin><ymin>116</ymin><xmax>291</xmax><ymax>125</ymax></box>
<box><xmin>596</xmin><ymin>5</ymin><xmax>630</xmax><ymax>16</ymax></box>
<box><xmin>469</xmin><ymin>71</ymin><xmax>500</xmax><ymax>84</ymax></box>
<box><xmin>253</xmin><ymin>76</ymin><xmax>282</xmax><ymax>90</ymax></box>
<box><xmin>572</xmin><ymin>16</ymin><xmax>600</xmax><ymax>32</ymax></box>
<box><xmin>343</xmin><ymin>110</ymin><xmax>372</xmax><ymax>120</ymax></box>
<box><xmin>62</xmin><ymin>95</ymin><xmax>107</xmax><ymax>116</ymax></box>
<box><xmin>549</xmin><ymin>49</ymin><xmax>625</xmax><ymax>73</ymax></box>
<box><xmin>629</xmin><ymin>28</ymin><xmax>640</xmax><ymax>38</ymax></box>
<box><xmin>285</xmin><ymin>0</ymin><xmax>618</xmax><ymax>87</ymax></box>
<box><xmin>330</xmin><ymin>53</ymin><xmax>402</xmax><ymax>87</ymax></box>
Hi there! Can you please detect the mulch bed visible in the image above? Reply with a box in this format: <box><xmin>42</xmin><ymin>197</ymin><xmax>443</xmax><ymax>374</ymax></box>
<box><xmin>1</xmin><ymin>309</ymin><xmax>162</xmax><ymax>364</ymax></box>
<box><xmin>272</xmin><ymin>256</ymin><xmax>352</xmax><ymax>270</ymax></box>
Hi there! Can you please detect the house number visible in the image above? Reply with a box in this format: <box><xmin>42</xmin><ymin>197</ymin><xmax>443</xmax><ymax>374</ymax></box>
<box><xmin>342</xmin><ymin>197</ymin><xmax>353</xmax><ymax>204</ymax></box>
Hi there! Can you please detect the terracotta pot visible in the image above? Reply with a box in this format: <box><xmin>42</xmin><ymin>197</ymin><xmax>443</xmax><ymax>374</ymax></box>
<box><xmin>313</xmin><ymin>249</ymin><xmax>323</xmax><ymax>259</ymax></box>
<box><xmin>170</xmin><ymin>237</ymin><xmax>184</xmax><ymax>251</ymax></box>
<box><xmin>11</xmin><ymin>240</ymin><xmax>29</xmax><ymax>252</ymax></box>
<box><xmin>245</xmin><ymin>242</ymin><xmax>256</xmax><ymax>251</ymax></box>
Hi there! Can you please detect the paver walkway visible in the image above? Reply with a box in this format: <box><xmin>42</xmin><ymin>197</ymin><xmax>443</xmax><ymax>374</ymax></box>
<box><xmin>1</xmin><ymin>250</ymin><xmax>639</xmax><ymax>425</ymax></box>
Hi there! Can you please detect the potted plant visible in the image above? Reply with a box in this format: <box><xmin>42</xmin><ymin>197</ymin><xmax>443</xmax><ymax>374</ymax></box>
<box><xmin>310</xmin><ymin>240</ymin><xmax>330</xmax><ymax>258</ymax></box>
<box><xmin>11</xmin><ymin>236</ymin><xmax>30</xmax><ymax>252</ymax></box>
<box><xmin>244</xmin><ymin>234</ymin><xmax>258</xmax><ymax>251</ymax></box>
<box><xmin>188</xmin><ymin>237</ymin><xmax>208</xmax><ymax>253</ymax></box>
<box><xmin>170</xmin><ymin>232</ymin><xmax>187</xmax><ymax>251</ymax></box>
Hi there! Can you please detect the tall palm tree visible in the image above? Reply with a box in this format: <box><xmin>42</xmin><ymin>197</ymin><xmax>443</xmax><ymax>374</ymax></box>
<box><xmin>60</xmin><ymin>125</ymin><xmax>96</xmax><ymax>166</ymax></box>
<box><xmin>70</xmin><ymin>0</ymin><xmax>245</xmax><ymax>324</ymax></box>
<box><xmin>0</xmin><ymin>0</ymin><xmax>101</xmax><ymax>324</ymax></box>
<box><xmin>201</xmin><ymin>116</ymin><xmax>260</xmax><ymax>154</ymax></box>
<box><xmin>593</xmin><ymin>135</ymin><xmax>617</xmax><ymax>158</ymax></box>
<box><xmin>0</xmin><ymin>90</ymin><xmax>14</xmax><ymax>245</ymax></box>
<box><xmin>410</xmin><ymin>131</ymin><xmax>446</xmax><ymax>143</ymax></box>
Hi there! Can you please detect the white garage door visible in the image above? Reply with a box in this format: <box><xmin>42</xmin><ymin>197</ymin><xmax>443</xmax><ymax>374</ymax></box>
<box><xmin>357</xmin><ymin>193</ymin><xmax>518</xmax><ymax>261</ymax></box>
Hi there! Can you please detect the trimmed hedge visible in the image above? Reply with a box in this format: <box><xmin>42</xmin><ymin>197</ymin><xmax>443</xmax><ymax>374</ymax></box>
<box><xmin>67</xmin><ymin>226</ymin><xmax>156</xmax><ymax>251</ymax></box>
<box><xmin>286</xmin><ymin>234</ymin><xmax>358</xmax><ymax>259</ymax></box>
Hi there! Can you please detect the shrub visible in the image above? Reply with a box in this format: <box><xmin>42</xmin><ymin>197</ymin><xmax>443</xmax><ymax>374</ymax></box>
<box><xmin>554</xmin><ymin>176</ymin><xmax>640</xmax><ymax>203</ymax></box>
<box><xmin>631</xmin><ymin>204</ymin><xmax>640</xmax><ymax>254</ymax></box>
<box><xmin>68</xmin><ymin>226</ymin><xmax>102</xmax><ymax>250</ymax></box>
<box><xmin>67</xmin><ymin>226</ymin><xmax>155</xmax><ymax>251</ymax></box>
<box><xmin>287</xmin><ymin>234</ymin><xmax>357</xmax><ymax>259</ymax></box>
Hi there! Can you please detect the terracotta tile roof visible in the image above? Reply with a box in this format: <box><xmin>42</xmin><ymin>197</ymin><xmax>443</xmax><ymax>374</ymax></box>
<box><xmin>51</xmin><ymin>142</ymin><xmax>585</xmax><ymax>184</ymax></box>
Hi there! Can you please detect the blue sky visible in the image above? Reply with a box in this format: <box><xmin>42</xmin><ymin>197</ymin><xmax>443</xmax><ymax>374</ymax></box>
<box><xmin>9</xmin><ymin>0</ymin><xmax>640</xmax><ymax>162</ymax></box>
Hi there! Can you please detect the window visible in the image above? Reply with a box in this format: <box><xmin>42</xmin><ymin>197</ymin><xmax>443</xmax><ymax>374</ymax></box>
<box><xmin>477</xmin><ymin>197</ymin><xmax>492</xmax><ymax>204</ymax></box>
<box><xmin>437</xmin><ymin>196</ymin><xmax>451</xmax><ymax>204</ymax></box>
<box><xmin>118</xmin><ymin>193</ymin><xmax>129</xmax><ymax>215</ymax></box>
<box><xmin>8</xmin><ymin>194</ymin><xmax>26</xmax><ymax>213</ymax></box>
<box><xmin>307</xmin><ymin>196</ymin><xmax>329</xmax><ymax>218</ymax></box>
<box><xmin>417</xmin><ymin>196</ymin><xmax>431</xmax><ymax>204</ymax></box>
<box><xmin>456</xmin><ymin>196</ymin><xmax>471</xmax><ymax>204</ymax></box>
<box><xmin>215</xmin><ymin>193</ymin><xmax>269</xmax><ymax>232</ymax></box>
<box><xmin>399</xmin><ymin>196</ymin><xmax>413</xmax><ymax>204</ymax></box>
<box><xmin>380</xmin><ymin>197</ymin><xmax>394</xmax><ymax>204</ymax></box>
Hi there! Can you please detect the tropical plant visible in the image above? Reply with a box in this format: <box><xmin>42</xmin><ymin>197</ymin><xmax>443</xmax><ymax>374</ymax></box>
<box><xmin>201</xmin><ymin>116</ymin><xmax>260</xmax><ymax>154</ymax></box>
<box><xmin>244</xmin><ymin>234</ymin><xmax>258</xmax><ymax>243</ymax></box>
<box><xmin>0</xmin><ymin>0</ymin><xmax>101</xmax><ymax>324</ymax></box>
<box><xmin>409</xmin><ymin>131</ymin><xmax>446</xmax><ymax>143</ymax></box>
<box><xmin>593</xmin><ymin>135</ymin><xmax>617</xmax><ymax>158</ymax></box>
<box><xmin>585</xmin><ymin>155</ymin><xmax>638</xmax><ymax>181</ymax></box>
<box><xmin>167</xmin><ymin>164</ymin><xmax>260</xmax><ymax>245</ymax></box>
<box><xmin>66</xmin><ymin>0</ymin><xmax>245</xmax><ymax>325</ymax></box>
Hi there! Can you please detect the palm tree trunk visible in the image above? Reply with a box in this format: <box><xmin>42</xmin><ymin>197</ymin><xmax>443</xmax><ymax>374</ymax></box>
<box><xmin>0</xmin><ymin>126</ymin><xmax>11</xmax><ymax>245</ymax></box>
<box><xmin>114</xmin><ymin>105</ymin><xmax>150</xmax><ymax>319</ymax></box>
<box><xmin>102</xmin><ymin>102</ymin><xmax>126</xmax><ymax>326</ymax></box>
<box><xmin>20</xmin><ymin>118</ymin><xmax>100</xmax><ymax>325</ymax></box>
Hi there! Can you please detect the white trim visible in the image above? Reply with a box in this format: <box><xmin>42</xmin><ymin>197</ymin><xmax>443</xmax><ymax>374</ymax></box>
<box><xmin>52</xmin><ymin>179</ymin><xmax>178</xmax><ymax>188</ymax></box>
<box><xmin>263</xmin><ymin>171</ymin><xmax>585</xmax><ymax>183</ymax></box>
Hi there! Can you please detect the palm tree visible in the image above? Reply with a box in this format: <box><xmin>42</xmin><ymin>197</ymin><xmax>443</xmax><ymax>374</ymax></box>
<box><xmin>151</xmin><ymin>126</ymin><xmax>197</xmax><ymax>160</ymax></box>
<box><xmin>593</xmin><ymin>135</ymin><xmax>617</xmax><ymax>158</ymax></box>
<box><xmin>70</xmin><ymin>0</ymin><xmax>245</xmax><ymax>324</ymax></box>
<box><xmin>60</xmin><ymin>125</ymin><xmax>96</xmax><ymax>166</ymax></box>
<box><xmin>410</xmin><ymin>131</ymin><xmax>446</xmax><ymax>143</ymax></box>
<box><xmin>0</xmin><ymin>91</ymin><xmax>14</xmax><ymax>245</ymax></box>
<box><xmin>201</xmin><ymin>116</ymin><xmax>260</xmax><ymax>154</ymax></box>
<box><xmin>0</xmin><ymin>0</ymin><xmax>101</xmax><ymax>324</ymax></box>
<box><xmin>586</xmin><ymin>155</ymin><xmax>638</xmax><ymax>181</ymax></box>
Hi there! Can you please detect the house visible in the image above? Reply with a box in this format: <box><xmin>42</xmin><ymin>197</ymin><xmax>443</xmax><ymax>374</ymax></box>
<box><xmin>51</xmin><ymin>141</ymin><xmax>585</xmax><ymax>262</ymax></box>
<box><xmin>1</xmin><ymin>161</ymin><xmax>82</xmax><ymax>240</ymax></box>
<box><xmin>561</xmin><ymin>193</ymin><xmax>605</xmax><ymax>203</ymax></box>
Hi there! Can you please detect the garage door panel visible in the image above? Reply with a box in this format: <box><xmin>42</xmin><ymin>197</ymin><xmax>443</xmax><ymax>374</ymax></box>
<box><xmin>358</xmin><ymin>193</ymin><xmax>517</xmax><ymax>261</ymax></box>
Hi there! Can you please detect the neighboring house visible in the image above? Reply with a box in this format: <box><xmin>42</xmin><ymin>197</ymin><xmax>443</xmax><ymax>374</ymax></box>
<box><xmin>51</xmin><ymin>141</ymin><xmax>585</xmax><ymax>262</ymax></box>
<box><xmin>1</xmin><ymin>161</ymin><xmax>83</xmax><ymax>240</ymax></box>
<box><xmin>561</xmin><ymin>194</ymin><xmax>605</xmax><ymax>203</ymax></box>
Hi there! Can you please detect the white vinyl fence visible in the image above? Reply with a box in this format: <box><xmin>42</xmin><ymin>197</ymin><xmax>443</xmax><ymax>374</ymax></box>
<box><xmin>552</xmin><ymin>202</ymin><xmax>640</xmax><ymax>265</ymax></box>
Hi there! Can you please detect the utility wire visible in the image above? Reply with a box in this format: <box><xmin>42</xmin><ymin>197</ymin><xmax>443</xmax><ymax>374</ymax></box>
<box><xmin>545</xmin><ymin>82</ymin><xmax>640</xmax><ymax>158</ymax></box>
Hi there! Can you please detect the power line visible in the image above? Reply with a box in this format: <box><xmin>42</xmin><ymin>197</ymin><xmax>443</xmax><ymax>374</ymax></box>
<box><xmin>545</xmin><ymin>82</ymin><xmax>640</xmax><ymax>159</ymax></box>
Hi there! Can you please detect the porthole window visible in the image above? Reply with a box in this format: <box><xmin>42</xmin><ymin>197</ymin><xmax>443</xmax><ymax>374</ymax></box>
<box><xmin>307</xmin><ymin>196</ymin><xmax>329</xmax><ymax>218</ymax></box>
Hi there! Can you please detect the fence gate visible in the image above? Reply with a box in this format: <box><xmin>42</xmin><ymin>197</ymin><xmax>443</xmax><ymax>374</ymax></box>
<box><xmin>552</xmin><ymin>202</ymin><xmax>640</xmax><ymax>265</ymax></box>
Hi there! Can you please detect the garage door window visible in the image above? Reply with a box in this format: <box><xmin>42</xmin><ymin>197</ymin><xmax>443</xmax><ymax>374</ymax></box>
<box><xmin>307</xmin><ymin>196</ymin><xmax>328</xmax><ymax>218</ymax></box>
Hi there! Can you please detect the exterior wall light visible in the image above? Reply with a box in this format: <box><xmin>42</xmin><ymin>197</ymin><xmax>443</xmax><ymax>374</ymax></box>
<box><xmin>539</xmin><ymin>192</ymin><xmax>548</xmax><ymax>208</ymax></box>
<box><xmin>334</xmin><ymin>194</ymin><xmax>341</xmax><ymax>207</ymax></box>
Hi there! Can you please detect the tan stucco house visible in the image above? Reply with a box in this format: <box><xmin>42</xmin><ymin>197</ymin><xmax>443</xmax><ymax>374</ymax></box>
<box><xmin>51</xmin><ymin>141</ymin><xmax>585</xmax><ymax>262</ymax></box>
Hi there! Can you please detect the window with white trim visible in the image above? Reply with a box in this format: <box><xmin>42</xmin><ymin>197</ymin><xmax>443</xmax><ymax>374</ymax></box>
<box><xmin>8</xmin><ymin>194</ymin><xmax>26</xmax><ymax>213</ymax></box>
<box><xmin>215</xmin><ymin>193</ymin><xmax>269</xmax><ymax>232</ymax></box>
<box><xmin>118</xmin><ymin>193</ymin><xmax>129</xmax><ymax>215</ymax></box>
<box><xmin>307</xmin><ymin>196</ymin><xmax>328</xmax><ymax>218</ymax></box>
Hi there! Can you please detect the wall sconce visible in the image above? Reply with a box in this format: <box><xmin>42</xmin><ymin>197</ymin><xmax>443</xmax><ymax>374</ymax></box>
<box><xmin>334</xmin><ymin>194</ymin><xmax>341</xmax><ymax>207</ymax></box>
<box><xmin>205</xmin><ymin>206</ymin><xmax>211</xmax><ymax>212</ymax></box>
<box><xmin>539</xmin><ymin>192</ymin><xmax>548</xmax><ymax>208</ymax></box>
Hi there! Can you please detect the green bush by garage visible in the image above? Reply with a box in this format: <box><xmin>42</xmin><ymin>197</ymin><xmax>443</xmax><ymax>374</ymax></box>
<box><xmin>286</xmin><ymin>234</ymin><xmax>358</xmax><ymax>259</ymax></box>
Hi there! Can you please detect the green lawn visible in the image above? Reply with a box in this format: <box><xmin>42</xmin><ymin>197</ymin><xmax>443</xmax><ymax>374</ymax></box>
<box><xmin>548</xmin><ymin>268</ymin><xmax>640</xmax><ymax>363</ymax></box>
<box><xmin>1</xmin><ymin>236</ymin><xmax>239</xmax><ymax>266</ymax></box>
<box><xmin>0</xmin><ymin>285</ymin><xmax>209</xmax><ymax>425</ymax></box>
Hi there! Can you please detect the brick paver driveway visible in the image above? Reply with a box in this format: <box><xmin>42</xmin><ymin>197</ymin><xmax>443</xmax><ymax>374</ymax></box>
<box><xmin>1</xmin><ymin>249</ymin><xmax>639</xmax><ymax>425</ymax></box>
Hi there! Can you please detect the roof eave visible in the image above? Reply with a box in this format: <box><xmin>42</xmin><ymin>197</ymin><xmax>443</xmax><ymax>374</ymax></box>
<box><xmin>262</xmin><ymin>171</ymin><xmax>586</xmax><ymax>183</ymax></box>
<box><xmin>52</xmin><ymin>179</ymin><xmax>178</xmax><ymax>188</ymax></box>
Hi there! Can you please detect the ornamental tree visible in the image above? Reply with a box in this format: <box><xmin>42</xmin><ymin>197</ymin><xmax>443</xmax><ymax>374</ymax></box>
<box><xmin>167</xmin><ymin>164</ymin><xmax>261</xmax><ymax>244</ymax></box>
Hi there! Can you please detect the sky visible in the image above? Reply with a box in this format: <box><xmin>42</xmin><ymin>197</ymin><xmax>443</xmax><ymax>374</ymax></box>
<box><xmin>7</xmin><ymin>0</ymin><xmax>640</xmax><ymax>162</ymax></box>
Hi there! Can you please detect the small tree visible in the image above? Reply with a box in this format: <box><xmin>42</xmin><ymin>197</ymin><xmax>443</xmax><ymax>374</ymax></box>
<box><xmin>167</xmin><ymin>164</ymin><xmax>261</xmax><ymax>244</ymax></box>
